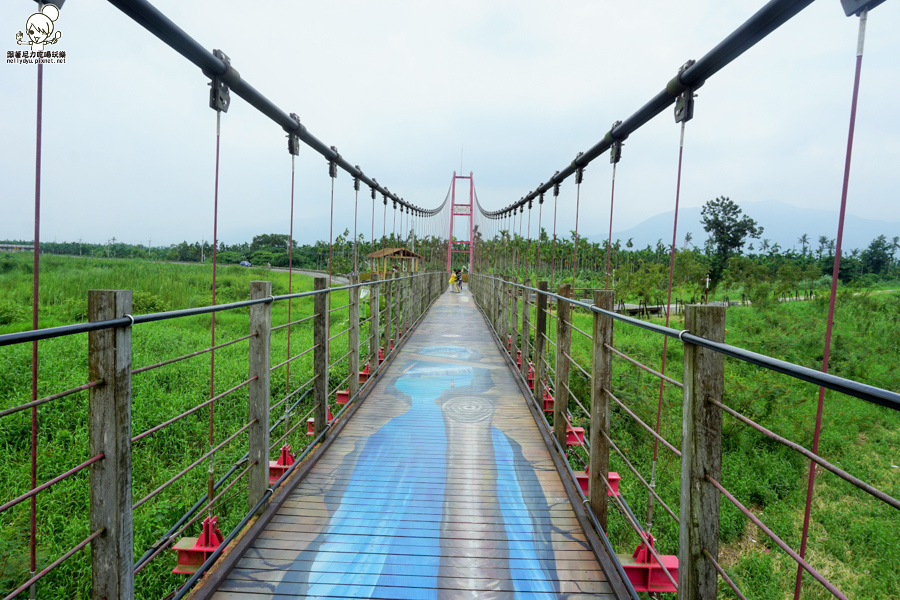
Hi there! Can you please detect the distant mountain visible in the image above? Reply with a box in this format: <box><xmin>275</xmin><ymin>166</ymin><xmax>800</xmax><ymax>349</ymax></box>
<box><xmin>587</xmin><ymin>200</ymin><xmax>899</xmax><ymax>253</ymax></box>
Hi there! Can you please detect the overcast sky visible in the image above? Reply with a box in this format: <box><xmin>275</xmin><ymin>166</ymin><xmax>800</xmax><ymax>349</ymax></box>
<box><xmin>2</xmin><ymin>1</ymin><xmax>899</xmax><ymax>248</ymax></box>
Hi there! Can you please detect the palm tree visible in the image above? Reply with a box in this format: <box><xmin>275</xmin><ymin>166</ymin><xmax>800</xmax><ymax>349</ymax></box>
<box><xmin>760</xmin><ymin>238</ymin><xmax>770</xmax><ymax>253</ymax></box>
<box><xmin>892</xmin><ymin>236</ymin><xmax>900</xmax><ymax>271</ymax></box>
<box><xmin>684</xmin><ymin>231</ymin><xmax>693</xmax><ymax>249</ymax></box>
<box><xmin>798</xmin><ymin>233</ymin><xmax>809</xmax><ymax>257</ymax></box>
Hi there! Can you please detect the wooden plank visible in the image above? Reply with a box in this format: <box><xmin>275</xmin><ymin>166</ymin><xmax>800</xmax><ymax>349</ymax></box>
<box><xmin>225</xmin><ymin>569</ymin><xmax>615</xmax><ymax>594</ymax></box>
<box><xmin>240</xmin><ymin>548</ymin><xmax>603</xmax><ymax>572</ymax></box>
<box><xmin>272</xmin><ymin>510</ymin><xmax>581</xmax><ymax>531</ymax></box>
<box><xmin>251</xmin><ymin>538</ymin><xmax>597</xmax><ymax>560</ymax></box>
<box><xmin>211</xmin><ymin>589</ymin><xmax>614</xmax><ymax>600</ymax></box>
<box><xmin>235</xmin><ymin>558</ymin><xmax>606</xmax><ymax>581</ymax></box>
<box><xmin>260</xmin><ymin>522</ymin><xmax>590</xmax><ymax>542</ymax></box>
<box><xmin>255</xmin><ymin>530</ymin><xmax>592</xmax><ymax>550</ymax></box>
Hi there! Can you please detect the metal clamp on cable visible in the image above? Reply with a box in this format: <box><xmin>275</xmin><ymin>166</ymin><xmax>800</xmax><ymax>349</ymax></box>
<box><xmin>207</xmin><ymin>49</ymin><xmax>232</xmax><ymax>113</ymax></box>
<box><xmin>124</xmin><ymin>314</ymin><xmax>135</xmax><ymax>327</ymax></box>
<box><xmin>287</xmin><ymin>113</ymin><xmax>301</xmax><ymax>156</ymax></box>
<box><xmin>674</xmin><ymin>59</ymin><xmax>697</xmax><ymax>123</ymax></box>
<box><xmin>328</xmin><ymin>146</ymin><xmax>339</xmax><ymax>178</ymax></box>
<box><xmin>609</xmin><ymin>120</ymin><xmax>625</xmax><ymax>164</ymax></box>
<box><xmin>678</xmin><ymin>329</ymin><xmax>690</xmax><ymax>342</ymax></box>
<box><xmin>574</xmin><ymin>152</ymin><xmax>585</xmax><ymax>184</ymax></box>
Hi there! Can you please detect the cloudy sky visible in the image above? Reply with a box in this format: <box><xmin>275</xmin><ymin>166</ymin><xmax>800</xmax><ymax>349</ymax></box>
<box><xmin>2</xmin><ymin>0</ymin><xmax>899</xmax><ymax>249</ymax></box>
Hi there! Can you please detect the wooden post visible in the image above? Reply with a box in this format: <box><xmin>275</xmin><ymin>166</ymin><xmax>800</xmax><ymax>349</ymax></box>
<box><xmin>369</xmin><ymin>274</ymin><xmax>380</xmax><ymax>368</ymax></box>
<box><xmin>679</xmin><ymin>305</ymin><xmax>726</xmax><ymax>600</ymax></box>
<box><xmin>499</xmin><ymin>276</ymin><xmax>507</xmax><ymax>340</ymax></box>
<box><xmin>589</xmin><ymin>290</ymin><xmax>615</xmax><ymax>529</ymax></box>
<box><xmin>534</xmin><ymin>281</ymin><xmax>549</xmax><ymax>406</ymax></box>
<box><xmin>88</xmin><ymin>289</ymin><xmax>134</xmax><ymax>600</ymax></box>
<box><xmin>384</xmin><ymin>272</ymin><xmax>393</xmax><ymax>351</ymax></box>
<box><xmin>404</xmin><ymin>273</ymin><xmax>411</xmax><ymax>335</ymax></box>
<box><xmin>511</xmin><ymin>276</ymin><xmax>519</xmax><ymax>364</ymax></box>
<box><xmin>393</xmin><ymin>272</ymin><xmax>401</xmax><ymax>344</ymax></box>
<box><xmin>521</xmin><ymin>278</ymin><xmax>531</xmax><ymax>381</ymax></box>
<box><xmin>553</xmin><ymin>283</ymin><xmax>572</xmax><ymax>449</ymax></box>
<box><xmin>248</xmin><ymin>281</ymin><xmax>271</xmax><ymax>512</ymax></box>
<box><xmin>349</xmin><ymin>275</ymin><xmax>360</xmax><ymax>399</ymax></box>
<box><xmin>313</xmin><ymin>277</ymin><xmax>329</xmax><ymax>439</ymax></box>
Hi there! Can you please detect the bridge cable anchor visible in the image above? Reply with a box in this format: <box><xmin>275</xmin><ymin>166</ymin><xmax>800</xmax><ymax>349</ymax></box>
<box><xmin>609</xmin><ymin>120</ymin><xmax>624</xmax><ymax>164</ymax></box>
<box><xmin>208</xmin><ymin>49</ymin><xmax>232</xmax><ymax>113</ymax></box>
<box><xmin>287</xmin><ymin>113</ymin><xmax>301</xmax><ymax>156</ymax></box>
<box><xmin>673</xmin><ymin>59</ymin><xmax>697</xmax><ymax>123</ymax></box>
<box><xmin>574</xmin><ymin>151</ymin><xmax>585</xmax><ymax>184</ymax></box>
<box><xmin>328</xmin><ymin>146</ymin><xmax>339</xmax><ymax>178</ymax></box>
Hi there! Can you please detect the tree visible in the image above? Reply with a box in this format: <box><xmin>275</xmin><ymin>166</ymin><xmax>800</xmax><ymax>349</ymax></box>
<box><xmin>700</xmin><ymin>196</ymin><xmax>763</xmax><ymax>283</ymax></box>
<box><xmin>862</xmin><ymin>235</ymin><xmax>892</xmax><ymax>276</ymax></box>
<box><xmin>798</xmin><ymin>233</ymin><xmax>809</xmax><ymax>257</ymax></box>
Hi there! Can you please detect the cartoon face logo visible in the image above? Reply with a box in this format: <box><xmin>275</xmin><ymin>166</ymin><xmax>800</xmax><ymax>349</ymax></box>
<box><xmin>16</xmin><ymin>4</ymin><xmax>62</xmax><ymax>52</ymax></box>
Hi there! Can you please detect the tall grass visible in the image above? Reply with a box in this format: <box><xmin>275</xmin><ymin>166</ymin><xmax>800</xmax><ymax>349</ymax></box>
<box><xmin>0</xmin><ymin>254</ymin><xmax>366</xmax><ymax>599</ymax></box>
<box><xmin>518</xmin><ymin>288</ymin><xmax>899</xmax><ymax>599</ymax></box>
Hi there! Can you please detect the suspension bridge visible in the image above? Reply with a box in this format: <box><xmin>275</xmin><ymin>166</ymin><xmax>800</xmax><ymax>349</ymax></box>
<box><xmin>2</xmin><ymin>1</ymin><xmax>899</xmax><ymax>599</ymax></box>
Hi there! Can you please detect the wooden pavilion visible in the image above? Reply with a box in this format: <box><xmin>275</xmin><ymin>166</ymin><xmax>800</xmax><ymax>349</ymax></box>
<box><xmin>366</xmin><ymin>247</ymin><xmax>422</xmax><ymax>277</ymax></box>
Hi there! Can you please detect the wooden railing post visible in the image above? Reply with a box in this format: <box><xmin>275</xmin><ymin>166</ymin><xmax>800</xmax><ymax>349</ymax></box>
<box><xmin>589</xmin><ymin>290</ymin><xmax>615</xmax><ymax>529</ymax></box>
<box><xmin>405</xmin><ymin>274</ymin><xmax>411</xmax><ymax>335</ymax></box>
<box><xmin>313</xmin><ymin>277</ymin><xmax>329</xmax><ymax>439</ymax></box>
<box><xmin>369</xmin><ymin>274</ymin><xmax>380</xmax><ymax>368</ymax></box>
<box><xmin>349</xmin><ymin>275</ymin><xmax>360</xmax><ymax>400</ymax></box>
<box><xmin>521</xmin><ymin>278</ymin><xmax>531</xmax><ymax>381</ymax></box>
<box><xmin>553</xmin><ymin>284</ymin><xmax>572</xmax><ymax>449</ymax></box>
<box><xmin>248</xmin><ymin>281</ymin><xmax>271</xmax><ymax>512</ymax></box>
<box><xmin>511</xmin><ymin>277</ymin><xmax>519</xmax><ymax>363</ymax></box>
<box><xmin>534</xmin><ymin>281</ymin><xmax>549</xmax><ymax>407</ymax></box>
<box><xmin>418</xmin><ymin>274</ymin><xmax>425</xmax><ymax>319</ymax></box>
<box><xmin>680</xmin><ymin>305</ymin><xmax>726</xmax><ymax>600</ymax></box>
<box><xmin>88</xmin><ymin>289</ymin><xmax>134</xmax><ymax>600</ymax></box>
<box><xmin>384</xmin><ymin>273</ymin><xmax>393</xmax><ymax>352</ymax></box>
<box><xmin>394</xmin><ymin>273</ymin><xmax>403</xmax><ymax>346</ymax></box>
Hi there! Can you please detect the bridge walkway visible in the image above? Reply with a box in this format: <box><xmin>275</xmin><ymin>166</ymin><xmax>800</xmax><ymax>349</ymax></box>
<box><xmin>200</xmin><ymin>286</ymin><xmax>630</xmax><ymax>600</ymax></box>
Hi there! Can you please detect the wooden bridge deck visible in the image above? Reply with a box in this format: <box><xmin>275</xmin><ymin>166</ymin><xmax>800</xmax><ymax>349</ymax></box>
<box><xmin>201</xmin><ymin>287</ymin><xmax>628</xmax><ymax>600</ymax></box>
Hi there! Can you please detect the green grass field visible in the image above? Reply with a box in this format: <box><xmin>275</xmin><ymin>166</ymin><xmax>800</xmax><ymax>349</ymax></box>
<box><xmin>1</xmin><ymin>254</ymin><xmax>897</xmax><ymax>599</ymax></box>
<box><xmin>0</xmin><ymin>254</ymin><xmax>380</xmax><ymax>598</ymax></box>
<box><xmin>521</xmin><ymin>284</ymin><xmax>900</xmax><ymax>599</ymax></box>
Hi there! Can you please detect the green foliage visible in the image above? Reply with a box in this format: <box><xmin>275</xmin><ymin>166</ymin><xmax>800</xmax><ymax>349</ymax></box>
<box><xmin>701</xmin><ymin>196</ymin><xmax>764</xmax><ymax>283</ymax></box>
<box><xmin>0</xmin><ymin>256</ymin><xmax>366</xmax><ymax>598</ymax></box>
<box><xmin>535</xmin><ymin>290</ymin><xmax>900</xmax><ymax>600</ymax></box>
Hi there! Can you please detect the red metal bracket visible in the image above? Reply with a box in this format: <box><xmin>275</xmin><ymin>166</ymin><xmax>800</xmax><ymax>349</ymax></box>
<box><xmin>359</xmin><ymin>362</ymin><xmax>371</xmax><ymax>384</ymax></box>
<box><xmin>566</xmin><ymin>424</ymin><xmax>585</xmax><ymax>446</ymax></box>
<box><xmin>307</xmin><ymin>408</ymin><xmax>334</xmax><ymax>435</ymax></box>
<box><xmin>268</xmin><ymin>444</ymin><xmax>296</xmax><ymax>484</ymax></box>
<box><xmin>172</xmin><ymin>515</ymin><xmax>224</xmax><ymax>575</ymax></box>
<box><xmin>617</xmin><ymin>531</ymin><xmax>679</xmax><ymax>593</ymax></box>
<box><xmin>336</xmin><ymin>389</ymin><xmax>350</xmax><ymax>405</ymax></box>
<box><xmin>574</xmin><ymin>466</ymin><xmax>621</xmax><ymax>497</ymax></box>
<box><xmin>542</xmin><ymin>387</ymin><xmax>554</xmax><ymax>413</ymax></box>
